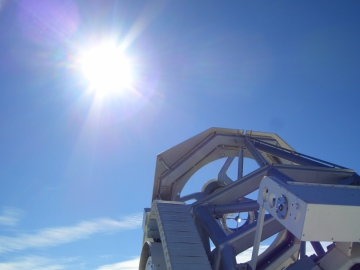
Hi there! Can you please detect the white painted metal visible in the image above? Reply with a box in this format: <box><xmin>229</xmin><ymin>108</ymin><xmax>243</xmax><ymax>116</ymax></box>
<box><xmin>263</xmin><ymin>242</ymin><xmax>301</xmax><ymax>270</ymax></box>
<box><xmin>140</xmin><ymin>242</ymin><xmax>167</xmax><ymax>270</ymax></box>
<box><xmin>152</xmin><ymin>200</ymin><xmax>211</xmax><ymax>270</ymax></box>
<box><xmin>140</xmin><ymin>128</ymin><xmax>360</xmax><ymax>270</ymax></box>
<box><xmin>315</xmin><ymin>242</ymin><xmax>360</xmax><ymax>270</ymax></box>
<box><xmin>145</xmin><ymin>242</ymin><xmax>167</xmax><ymax>270</ymax></box>
<box><xmin>250</xmin><ymin>206</ymin><xmax>266</xmax><ymax>270</ymax></box>
<box><xmin>258</xmin><ymin>176</ymin><xmax>360</xmax><ymax>242</ymax></box>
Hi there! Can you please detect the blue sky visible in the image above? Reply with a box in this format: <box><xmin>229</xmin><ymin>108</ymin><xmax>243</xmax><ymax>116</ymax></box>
<box><xmin>0</xmin><ymin>1</ymin><xmax>359</xmax><ymax>269</ymax></box>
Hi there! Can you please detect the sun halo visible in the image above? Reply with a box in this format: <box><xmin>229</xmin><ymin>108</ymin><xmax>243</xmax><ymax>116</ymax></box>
<box><xmin>78</xmin><ymin>43</ymin><xmax>133</xmax><ymax>96</ymax></box>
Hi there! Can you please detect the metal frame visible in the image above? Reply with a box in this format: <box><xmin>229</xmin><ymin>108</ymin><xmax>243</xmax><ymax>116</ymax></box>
<box><xmin>140</xmin><ymin>128</ymin><xmax>360</xmax><ymax>270</ymax></box>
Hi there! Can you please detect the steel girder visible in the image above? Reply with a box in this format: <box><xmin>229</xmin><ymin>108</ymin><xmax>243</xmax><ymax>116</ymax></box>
<box><xmin>141</xmin><ymin>128</ymin><xmax>358</xmax><ymax>270</ymax></box>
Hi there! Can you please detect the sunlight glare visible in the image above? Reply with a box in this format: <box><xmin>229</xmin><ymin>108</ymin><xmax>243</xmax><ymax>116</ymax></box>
<box><xmin>79</xmin><ymin>43</ymin><xmax>133</xmax><ymax>95</ymax></box>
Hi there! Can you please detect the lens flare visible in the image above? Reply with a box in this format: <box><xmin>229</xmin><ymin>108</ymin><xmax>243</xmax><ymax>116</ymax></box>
<box><xmin>78</xmin><ymin>43</ymin><xmax>133</xmax><ymax>96</ymax></box>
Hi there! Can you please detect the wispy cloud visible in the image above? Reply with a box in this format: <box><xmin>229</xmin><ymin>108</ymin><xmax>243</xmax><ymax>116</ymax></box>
<box><xmin>0</xmin><ymin>207</ymin><xmax>23</xmax><ymax>226</ymax></box>
<box><xmin>236</xmin><ymin>245</ymin><xmax>269</xmax><ymax>263</ymax></box>
<box><xmin>0</xmin><ymin>256</ymin><xmax>65</xmax><ymax>270</ymax></box>
<box><xmin>0</xmin><ymin>213</ymin><xmax>142</xmax><ymax>254</ymax></box>
<box><xmin>96</xmin><ymin>257</ymin><xmax>139</xmax><ymax>270</ymax></box>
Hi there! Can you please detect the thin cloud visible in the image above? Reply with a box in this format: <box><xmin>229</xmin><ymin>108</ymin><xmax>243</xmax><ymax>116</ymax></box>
<box><xmin>0</xmin><ymin>256</ymin><xmax>64</xmax><ymax>270</ymax></box>
<box><xmin>96</xmin><ymin>257</ymin><xmax>139</xmax><ymax>270</ymax></box>
<box><xmin>0</xmin><ymin>207</ymin><xmax>23</xmax><ymax>226</ymax></box>
<box><xmin>236</xmin><ymin>245</ymin><xmax>269</xmax><ymax>263</ymax></box>
<box><xmin>0</xmin><ymin>213</ymin><xmax>142</xmax><ymax>254</ymax></box>
<box><xmin>96</xmin><ymin>246</ymin><xmax>275</xmax><ymax>270</ymax></box>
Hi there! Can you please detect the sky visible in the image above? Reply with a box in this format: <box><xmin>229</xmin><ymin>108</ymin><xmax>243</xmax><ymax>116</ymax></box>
<box><xmin>0</xmin><ymin>0</ymin><xmax>359</xmax><ymax>269</ymax></box>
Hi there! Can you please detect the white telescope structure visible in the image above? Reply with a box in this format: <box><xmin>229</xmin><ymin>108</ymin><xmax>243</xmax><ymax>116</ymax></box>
<box><xmin>139</xmin><ymin>128</ymin><xmax>360</xmax><ymax>270</ymax></box>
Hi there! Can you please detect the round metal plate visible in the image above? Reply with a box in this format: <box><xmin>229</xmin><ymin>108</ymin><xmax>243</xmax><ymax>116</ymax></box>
<box><xmin>276</xmin><ymin>195</ymin><xmax>288</xmax><ymax>219</ymax></box>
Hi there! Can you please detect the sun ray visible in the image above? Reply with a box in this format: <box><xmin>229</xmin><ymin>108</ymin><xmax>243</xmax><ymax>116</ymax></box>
<box><xmin>118</xmin><ymin>1</ymin><xmax>166</xmax><ymax>52</ymax></box>
<box><xmin>78</xmin><ymin>41</ymin><xmax>133</xmax><ymax>96</ymax></box>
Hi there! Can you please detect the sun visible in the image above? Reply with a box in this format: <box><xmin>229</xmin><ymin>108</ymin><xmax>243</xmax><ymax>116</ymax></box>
<box><xmin>78</xmin><ymin>42</ymin><xmax>133</xmax><ymax>95</ymax></box>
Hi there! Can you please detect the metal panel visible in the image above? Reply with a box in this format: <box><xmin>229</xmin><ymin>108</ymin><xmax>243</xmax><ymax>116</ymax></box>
<box><xmin>316</xmin><ymin>242</ymin><xmax>360</xmax><ymax>270</ymax></box>
<box><xmin>245</xmin><ymin>130</ymin><xmax>295</xmax><ymax>151</ymax></box>
<box><xmin>153</xmin><ymin>200</ymin><xmax>211</xmax><ymax>270</ymax></box>
<box><xmin>286</xmin><ymin>255</ymin><xmax>319</xmax><ymax>270</ymax></box>
<box><xmin>152</xmin><ymin>128</ymin><xmax>244</xmax><ymax>201</ymax></box>
<box><xmin>152</xmin><ymin>128</ymin><xmax>310</xmax><ymax>202</ymax></box>
<box><xmin>258</xmin><ymin>176</ymin><xmax>360</xmax><ymax>242</ymax></box>
<box><xmin>149</xmin><ymin>242</ymin><xmax>168</xmax><ymax>270</ymax></box>
<box><xmin>273</xmin><ymin>164</ymin><xmax>353</xmax><ymax>184</ymax></box>
<box><xmin>142</xmin><ymin>128</ymin><xmax>360</xmax><ymax>270</ymax></box>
